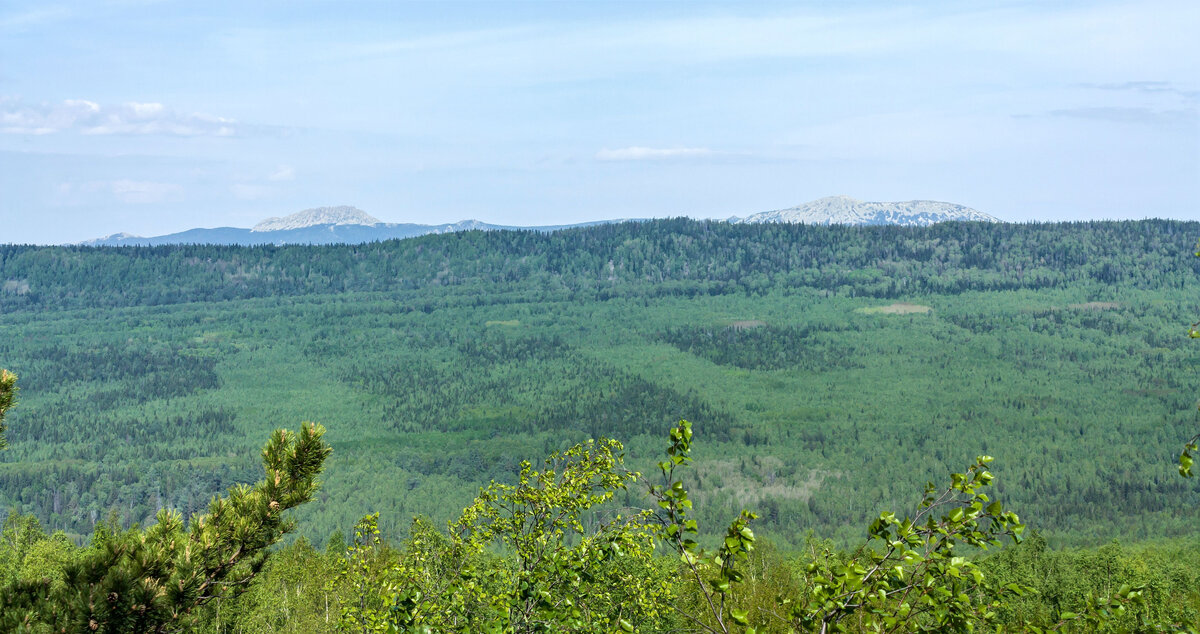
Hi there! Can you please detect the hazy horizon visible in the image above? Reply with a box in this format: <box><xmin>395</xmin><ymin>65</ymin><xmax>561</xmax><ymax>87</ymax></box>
<box><xmin>2</xmin><ymin>1</ymin><xmax>1197</xmax><ymax>244</ymax></box>
<box><xmin>61</xmin><ymin>195</ymin><xmax>1200</xmax><ymax>239</ymax></box>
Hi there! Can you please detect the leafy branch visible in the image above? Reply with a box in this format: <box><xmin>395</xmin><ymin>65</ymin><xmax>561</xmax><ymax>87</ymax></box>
<box><xmin>1182</xmin><ymin>239</ymin><xmax>1200</xmax><ymax>477</ymax></box>
<box><xmin>646</xmin><ymin>420</ymin><xmax>759</xmax><ymax>633</ymax></box>
<box><xmin>0</xmin><ymin>369</ymin><xmax>15</xmax><ymax>451</ymax></box>
<box><xmin>338</xmin><ymin>437</ymin><xmax>671</xmax><ymax>633</ymax></box>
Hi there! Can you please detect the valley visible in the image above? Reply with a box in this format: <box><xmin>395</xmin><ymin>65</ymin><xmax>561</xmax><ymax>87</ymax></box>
<box><xmin>2</xmin><ymin>218</ymin><xmax>1197</xmax><ymax>549</ymax></box>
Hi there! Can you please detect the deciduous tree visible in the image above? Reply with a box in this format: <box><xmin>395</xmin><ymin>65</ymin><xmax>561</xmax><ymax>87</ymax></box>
<box><xmin>0</xmin><ymin>369</ymin><xmax>15</xmax><ymax>451</ymax></box>
<box><xmin>1181</xmin><ymin>239</ymin><xmax>1199</xmax><ymax>477</ymax></box>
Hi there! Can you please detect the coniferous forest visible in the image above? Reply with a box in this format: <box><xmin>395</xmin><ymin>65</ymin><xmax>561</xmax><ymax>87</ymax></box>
<box><xmin>1</xmin><ymin>218</ymin><xmax>1199</xmax><ymax>631</ymax></box>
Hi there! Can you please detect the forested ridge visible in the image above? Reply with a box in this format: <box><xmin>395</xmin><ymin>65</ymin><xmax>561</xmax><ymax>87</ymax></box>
<box><xmin>0</xmin><ymin>218</ymin><xmax>1198</xmax><ymax>631</ymax></box>
<box><xmin>2</xmin><ymin>218</ymin><xmax>1196</xmax><ymax>311</ymax></box>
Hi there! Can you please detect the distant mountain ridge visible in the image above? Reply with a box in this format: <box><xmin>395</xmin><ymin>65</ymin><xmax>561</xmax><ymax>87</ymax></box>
<box><xmin>734</xmin><ymin>196</ymin><xmax>998</xmax><ymax>227</ymax></box>
<box><xmin>80</xmin><ymin>197</ymin><xmax>998</xmax><ymax>246</ymax></box>
<box><xmin>80</xmin><ymin>206</ymin><xmax>619</xmax><ymax>247</ymax></box>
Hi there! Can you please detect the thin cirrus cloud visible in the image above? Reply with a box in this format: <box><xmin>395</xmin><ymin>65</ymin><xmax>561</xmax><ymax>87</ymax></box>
<box><xmin>1047</xmin><ymin>106</ymin><xmax>1196</xmax><ymax>126</ymax></box>
<box><xmin>1086</xmin><ymin>81</ymin><xmax>1199</xmax><ymax>101</ymax></box>
<box><xmin>0</xmin><ymin>97</ymin><xmax>239</xmax><ymax>136</ymax></box>
<box><xmin>57</xmin><ymin>180</ymin><xmax>184</xmax><ymax>204</ymax></box>
<box><xmin>595</xmin><ymin>147</ymin><xmax>714</xmax><ymax>161</ymax></box>
<box><xmin>109</xmin><ymin>179</ymin><xmax>183</xmax><ymax>204</ymax></box>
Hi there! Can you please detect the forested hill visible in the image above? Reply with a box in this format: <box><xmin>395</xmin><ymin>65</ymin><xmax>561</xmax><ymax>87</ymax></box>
<box><xmin>0</xmin><ymin>217</ymin><xmax>1198</xmax><ymax>551</ymax></box>
<box><xmin>2</xmin><ymin>218</ymin><xmax>1198</xmax><ymax>311</ymax></box>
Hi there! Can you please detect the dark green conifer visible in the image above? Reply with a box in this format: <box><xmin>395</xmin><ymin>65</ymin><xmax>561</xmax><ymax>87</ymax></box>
<box><xmin>0</xmin><ymin>391</ymin><xmax>331</xmax><ymax>633</ymax></box>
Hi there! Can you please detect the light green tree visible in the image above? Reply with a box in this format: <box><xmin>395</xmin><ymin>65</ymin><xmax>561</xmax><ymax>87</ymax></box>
<box><xmin>337</xmin><ymin>438</ymin><xmax>677</xmax><ymax>633</ymax></box>
<box><xmin>0</xmin><ymin>369</ymin><xmax>15</xmax><ymax>451</ymax></box>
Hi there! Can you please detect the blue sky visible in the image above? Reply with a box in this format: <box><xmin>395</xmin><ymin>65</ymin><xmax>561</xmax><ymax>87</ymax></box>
<box><xmin>1</xmin><ymin>1</ymin><xmax>1197</xmax><ymax>244</ymax></box>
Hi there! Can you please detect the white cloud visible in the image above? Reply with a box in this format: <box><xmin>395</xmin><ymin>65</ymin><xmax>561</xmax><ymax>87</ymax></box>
<box><xmin>268</xmin><ymin>165</ymin><xmax>295</xmax><ymax>181</ymax></box>
<box><xmin>63</xmin><ymin>99</ymin><xmax>99</xmax><ymax>112</ymax></box>
<box><xmin>128</xmin><ymin>102</ymin><xmax>164</xmax><ymax>118</ymax></box>
<box><xmin>595</xmin><ymin>147</ymin><xmax>713</xmax><ymax>161</ymax></box>
<box><xmin>0</xmin><ymin>96</ymin><xmax>241</xmax><ymax>136</ymax></box>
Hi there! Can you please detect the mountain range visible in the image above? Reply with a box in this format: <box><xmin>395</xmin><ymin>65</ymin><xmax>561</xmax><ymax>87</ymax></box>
<box><xmin>80</xmin><ymin>198</ymin><xmax>998</xmax><ymax>246</ymax></box>
<box><xmin>80</xmin><ymin>206</ymin><xmax>618</xmax><ymax>247</ymax></box>
<box><xmin>732</xmin><ymin>196</ymin><xmax>998</xmax><ymax>226</ymax></box>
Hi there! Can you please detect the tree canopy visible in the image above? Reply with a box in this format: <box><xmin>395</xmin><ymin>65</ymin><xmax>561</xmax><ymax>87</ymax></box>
<box><xmin>0</xmin><ymin>372</ymin><xmax>332</xmax><ymax>633</ymax></box>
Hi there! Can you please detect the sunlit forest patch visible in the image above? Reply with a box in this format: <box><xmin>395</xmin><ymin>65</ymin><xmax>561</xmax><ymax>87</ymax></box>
<box><xmin>857</xmin><ymin>302</ymin><xmax>933</xmax><ymax>314</ymax></box>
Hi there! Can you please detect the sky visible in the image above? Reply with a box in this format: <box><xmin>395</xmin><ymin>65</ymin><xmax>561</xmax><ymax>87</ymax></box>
<box><xmin>1</xmin><ymin>1</ymin><xmax>1197</xmax><ymax>244</ymax></box>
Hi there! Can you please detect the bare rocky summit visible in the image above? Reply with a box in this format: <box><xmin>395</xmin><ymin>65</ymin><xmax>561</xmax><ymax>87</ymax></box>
<box><xmin>251</xmin><ymin>206</ymin><xmax>382</xmax><ymax>232</ymax></box>
<box><xmin>734</xmin><ymin>196</ymin><xmax>998</xmax><ymax>226</ymax></box>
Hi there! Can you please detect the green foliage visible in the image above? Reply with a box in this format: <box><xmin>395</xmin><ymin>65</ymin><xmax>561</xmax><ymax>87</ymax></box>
<box><xmin>145</xmin><ymin>419</ymin><xmax>1200</xmax><ymax>633</ymax></box>
<box><xmin>0</xmin><ymin>422</ymin><xmax>331</xmax><ymax>633</ymax></box>
<box><xmin>648</xmin><ymin>422</ymin><xmax>1028</xmax><ymax>632</ymax></box>
<box><xmin>0</xmin><ymin>512</ymin><xmax>79</xmax><ymax>593</ymax></box>
<box><xmin>984</xmin><ymin>534</ymin><xmax>1200</xmax><ymax>632</ymax></box>
<box><xmin>197</xmin><ymin>536</ymin><xmax>343</xmax><ymax>633</ymax></box>
<box><xmin>0</xmin><ymin>369</ymin><xmax>14</xmax><ymax>451</ymax></box>
<box><xmin>335</xmin><ymin>439</ymin><xmax>675</xmax><ymax>633</ymax></box>
<box><xmin>1182</xmin><ymin>239</ymin><xmax>1199</xmax><ymax>477</ymax></box>
<box><xmin>644</xmin><ymin>421</ymin><xmax>1184</xmax><ymax>633</ymax></box>
<box><xmin>318</xmin><ymin>421</ymin><xmax>1197</xmax><ymax>633</ymax></box>
<box><xmin>784</xmin><ymin>455</ymin><xmax>1024</xmax><ymax>632</ymax></box>
<box><xmin>647</xmin><ymin>420</ymin><xmax>760</xmax><ymax>632</ymax></box>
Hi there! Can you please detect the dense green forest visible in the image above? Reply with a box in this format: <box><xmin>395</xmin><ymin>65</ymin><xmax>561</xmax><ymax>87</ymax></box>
<box><xmin>2</xmin><ymin>218</ymin><xmax>1197</xmax><ymax>547</ymax></box>
<box><xmin>2</xmin><ymin>218</ymin><xmax>1197</xmax><ymax>312</ymax></box>
<box><xmin>1</xmin><ymin>218</ymin><xmax>1199</xmax><ymax>630</ymax></box>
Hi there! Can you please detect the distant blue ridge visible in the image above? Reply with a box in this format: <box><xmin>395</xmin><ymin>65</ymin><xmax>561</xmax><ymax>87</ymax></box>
<box><xmin>78</xmin><ymin>220</ymin><xmax>625</xmax><ymax>247</ymax></box>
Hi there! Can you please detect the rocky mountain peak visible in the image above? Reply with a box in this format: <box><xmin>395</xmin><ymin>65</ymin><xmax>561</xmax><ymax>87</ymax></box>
<box><xmin>735</xmin><ymin>197</ymin><xmax>998</xmax><ymax>227</ymax></box>
<box><xmin>251</xmin><ymin>206</ymin><xmax>381</xmax><ymax>232</ymax></box>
